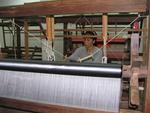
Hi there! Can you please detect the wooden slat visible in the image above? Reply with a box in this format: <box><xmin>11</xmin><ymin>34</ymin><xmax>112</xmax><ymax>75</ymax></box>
<box><xmin>130</xmin><ymin>33</ymin><xmax>140</xmax><ymax>66</ymax></box>
<box><xmin>129</xmin><ymin>69</ymin><xmax>140</xmax><ymax>106</ymax></box>
<box><xmin>16</xmin><ymin>21</ymin><xmax>22</xmax><ymax>59</ymax></box>
<box><xmin>0</xmin><ymin>97</ymin><xmax>116</xmax><ymax>113</ymax></box>
<box><xmin>142</xmin><ymin>18</ymin><xmax>148</xmax><ymax>65</ymax></box>
<box><xmin>71</xmin><ymin>37</ymin><xmax>127</xmax><ymax>43</ymax></box>
<box><xmin>24</xmin><ymin>19</ymin><xmax>29</xmax><ymax>60</ymax></box>
<box><xmin>120</xmin><ymin>109</ymin><xmax>142</xmax><ymax>113</ymax></box>
<box><xmin>0</xmin><ymin>0</ymin><xmax>146</xmax><ymax>17</ymax></box>
<box><xmin>144</xmin><ymin>0</ymin><xmax>150</xmax><ymax>113</ymax></box>
<box><xmin>28</xmin><ymin>28</ymin><xmax>146</xmax><ymax>32</ymax></box>
<box><xmin>0</xmin><ymin>107</ymin><xmax>31</xmax><ymax>113</ymax></box>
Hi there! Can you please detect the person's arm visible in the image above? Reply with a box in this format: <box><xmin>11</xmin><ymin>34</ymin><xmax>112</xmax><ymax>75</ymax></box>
<box><xmin>68</xmin><ymin>48</ymin><xmax>81</xmax><ymax>62</ymax></box>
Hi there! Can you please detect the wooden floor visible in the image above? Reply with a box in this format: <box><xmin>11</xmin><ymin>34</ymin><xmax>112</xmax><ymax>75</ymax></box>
<box><xmin>0</xmin><ymin>107</ymin><xmax>143</xmax><ymax>113</ymax></box>
<box><xmin>120</xmin><ymin>109</ymin><xmax>142</xmax><ymax>113</ymax></box>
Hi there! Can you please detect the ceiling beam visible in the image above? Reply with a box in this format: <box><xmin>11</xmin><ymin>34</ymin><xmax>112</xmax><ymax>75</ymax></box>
<box><xmin>0</xmin><ymin>0</ymin><xmax>147</xmax><ymax>17</ymax></box>
<box><xmin>55</xmin><ymin>15</ymin><xmax>140</xmax><ymax>25</ymax></box>
<box><xmin>0</xmin><ymin>15</ymin><xmax>141</xmax><ymax>26</ymax></box>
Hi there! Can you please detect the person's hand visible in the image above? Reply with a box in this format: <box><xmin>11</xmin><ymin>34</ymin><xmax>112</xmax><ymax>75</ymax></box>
<box><xmin>77</xmin><ymin>58</ymin><xmax>82</xmax><ymax>63</ymax></box>
<box><xmin>63</xmin><ymin>55</ymin><xmax>68</xmax><ymax>62</ymax></box>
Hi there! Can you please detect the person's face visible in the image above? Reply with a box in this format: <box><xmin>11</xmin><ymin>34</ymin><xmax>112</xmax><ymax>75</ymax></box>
<box><xmin>83</xmin><ymin>37</ymin><xmax>94</xmax><ymax>48</ymax></box>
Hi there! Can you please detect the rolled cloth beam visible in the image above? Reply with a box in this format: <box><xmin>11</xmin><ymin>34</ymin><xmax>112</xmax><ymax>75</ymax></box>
<box><xmin>0</xmin><ymin>59</ymin><xmax>121</xmax><ymax>78</ymax></box>
<box><xmin>0</xmin><ymin>59</ymin><xmax>122</xmax><ymax>113</ymax></box>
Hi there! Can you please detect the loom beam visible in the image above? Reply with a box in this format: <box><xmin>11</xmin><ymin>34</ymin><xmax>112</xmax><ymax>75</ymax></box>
<box><xmin>0</xmin><ymin>60</ymin><xmax>122</xmax><ymax>113</ymax></box>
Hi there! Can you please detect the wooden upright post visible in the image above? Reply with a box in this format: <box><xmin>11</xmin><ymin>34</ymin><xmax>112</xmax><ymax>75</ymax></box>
<box><xmin>2</xmin><ymin>20</ymin><xmax>6</xmax><ymax>48</ymax></box>
<box><xmin>44</xmin><ymin>16</ymin><xmax>55</xmax><ymax>61</ymax></box>
<box><xmin>16</xmin><ymin>21</ymin><xmax>21</xmax><ymax>59</ymax></box>
<box><xmin>24</xmin><ymin>19</ymin><xmax>29</xmax><ymax>60</ymax></box>
<box><xmin>144</xmin><ymin>0</ymin><xmax>150</xmax><ymax>112</ymax></box>
<box><xmin>143</xmin><ymin>17</ymin><xmax>148</xmax><ymax>65</ymax></box>
<box><xmin>102</xmin><ymin>14</ymin><xmax>108</xmax><ymax>63</ymax></box>
<box><xmin>46</xmin><ymin>17</ymin><xmax>54</xmax><ymax>41</ymax></box>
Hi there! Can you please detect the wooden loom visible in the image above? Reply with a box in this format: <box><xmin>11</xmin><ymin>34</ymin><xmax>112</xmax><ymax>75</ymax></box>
<box><xmin>0</xmin><ymin>0</ymin><xmax>149</xmax><ymax>113</ymax></box>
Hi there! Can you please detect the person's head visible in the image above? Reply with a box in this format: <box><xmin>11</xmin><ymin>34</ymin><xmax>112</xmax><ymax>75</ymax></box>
<box><xmin>83</xmin><ymin>31</ymin><xmax>97</xmax><ymax>48</ymax></box>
